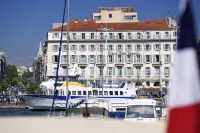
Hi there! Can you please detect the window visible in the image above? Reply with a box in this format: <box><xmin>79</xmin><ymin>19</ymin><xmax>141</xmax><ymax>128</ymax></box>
<box><xmin>155</xmin><ymin>66</ymin><xmax>160</xmax><ymax>76</ymax></box>
<box><xmin>53</xmin><ymin>55</ymin><xmax>58</xmax><ymax>63</ymax></box>
<box><xmin>127</xmin><ymin>55</ymin><xmax>132</xmax><ymax>63</ymax></box>
<box><xmin>108</xmin><ymin>45</ymin><xmax>113</xmax><ymax>50</ymax></box>
<box><xmin>118</xmin><ymin>55</ymin><xmax>122</xmax><ymax>63</ymax></box>
<box><xmin>81</xmin><ymin>33</ymin><xmax>85</xmax><ymax>39</ymax></box>
<box><xmin>154</xmin><ymin>44</ymin><xmax>160</xmax><ymax>50</ymax></box>
<box><xmin>94</xmin><ymin>16</ymin><xmax>101</xmax><ymax>20</ymax></box>
<box><xmin>53</xmin><ymin>33</ymin><xmax>59</xmax><ymax>39</ymax></box>
<box><xmin>173</xmin><ymin>31</ymin><xmax>177</xmax><ymax>37</ymax></box>
<box><xmin>173</xmin><ymin>44</ymin><xmax>176</xmax><ymax>50</ymax></box>
<box><xmin>127</xmin><ymin>67</ymin><xmax>132</xmax><ymax>76</ymax></box>
<box><xmin>146</xmin><ymin>32</ymin><xmax>150</xmax><ymax>39</ymax></box>
<box><xmin>99</xmin><ymin>45</ymin><xmax>104</xmax><ymax>51</ymax></box>
<box><xmin>72</xmin><ymin>33</ymin><xmax>76</xmax><ymax>39</ymax></box>
<box><xmin>63</xmin><ymin>33</ymin><xmax>67</xmax><ymax>38</ymax></box>
<box><xmin>126</xmin><ymin>45</ymin><xmax>132</xmax><ymax>51</ymax></box>
<box><xmin>164</xmin><ymin>44</ymin><xmax>170</xmax><ymax>50</ymax></box>
<box><xmin>63</xmin><ymin>45</ymin><xmax>67</xmax><ymax>51</ymax></box>
<box><xmin>109</xmin><ymin>14</ymin><xmax>112</xmax><ymax>18</ymax></box>
<box><xmin>100</xmin><ymin>33</ymin><xmax>104</xmax><ymax>39</ymax></box>
<box><xmin>137</xmin><ymin>33</ymin><xmax>141</xmax><ymax>39</ymax></box>
<box><xmin>90</xmin><ymin>45</ymin><xmax>95</xmax><ymax>51</ymax></box>
<box><xmin>62</xmin><ymin>55</ymin><xmax>67</xmax><ymax>63</ymax></box>
<box><xmin>99</xmin><ymin>91</ymin><xmax>102</xmax><ymax>96</ymax></box>
<box><xmin>136</xmin><ymin>45</ymin><xmax>141</xmax><ymax>51</ymax></box>
<box><xmin>117</xmin><ymin>68</ymin><xmax>122</xmax><ymax>76</ymax></box>
<box><xmin>104</xmin><ymin>91</ymin><xmax>108</xmax><ymax>95</ymax></box>
<box><xmin>109</xmin><ymin>33</ymin><xmax>113</xmax><ymax>39</ymax></box>
<box><xmin>156</xmin><ymin>32</ymin><xmax>160</xmax><ymax>39</ymax></box>
<box><xmin>108</xmin><ymin>67</ymin><xmax>113</xmax><ymax>76</ymax></box>
<box><xmin>109</xmin><ymin>91</ymin><xmax>113</xmax><ymax>95</ymax></box>
<box><xmin>124</xmin><ymin>15</ymin><xmax>134</xmax><ymax>20</ymax></box>
<box><xmin>165</xmin><ymin>32</ymin><xmax>169</xmax><ymax>39</ymax></box>
<box><xmin>145</xmin><ymin>67</ymin><xmax>151</xmax><ymax>76</ymax></box>
<box><xmin>117</xmin><ymin>45</ymin><xmax>122</xmax><ymax>51</ymax></box>
<box><xmin>108</xmin><ymin>55</ymin><xmax>113</xmax><ymax>63</ymax></box>
<box><xmin>165</xmin><ymin>55</ymin><xmax>171</xmax><ymax>63</ymax></box>
<box><xmin>164</xmin><ymin>67</ymin><xmax>170</xmax><ymax>76</ymax></box>
<box><xmin>115</xmin><ymin>91</ymin><xmax>118</xmax><ymax>95</ymax></box>
<box><xmin>80</xmin><ymin>45</ymin><xmax>86</xmax><ymax>51</ymax></box>
<box><xmin>145</xmin><ymin>44</ymin><xmax>151</xmax><ymax>51</ymax></box>
<box><xmin>146</xmin><ymin>82</ymin><xmax>150</xmax><ymax>86</ymax></box>
<box><xmin>71</xmin><ymin>55</ymin><xmax>76</xmax><ymax>62</ymax></box>
<box><xmin>88</xmin><ymin>91</ymin><xmax>92</xmax><ymax>96</ymax></box>
<box><xmin>93</xmin><ymin>90</ymin><xmax>98</xmax><ymax>96</ymax></box>
<box><xmin>82</xmin><ymin>91</ymin><xmax>86</xmax><ymax>95</ymax></box>
<box><xmin>90</xmin><ymin>67</ymin><xmax>94</xmax><ymax>76</ymax></box>
<box><xmin>118</xmin><ymin>33</ymin><xmax>123</xmax><ymax>40</ymax></box>
<box><xmin>145</xmin><ymin>55</ymin><xmax>151</xmax><ymax>63</ymax></box>
<box><xmin>136</xmin><ymin>54</ymin><xmax>141</xmax><ymax>63</ymax></box>
<box><xmin>89</xmin><ymin>55</ymin><xmax>95</xmax><ymax>63</ymax></box>
<box><xmin>53</xmin><ymin>45</ymin><xmax>59</xmax><ymax>51</ymax></box>
<box><xmin>127</xmin><ymin>33</ymin><xmax>132</xmax><ymax>39</ymax></box>
<box><xmin>80</xmin><ymin>55</ymin><xmax>87</xmax><ymax>63</ymax></box>
<box><xmin>71</xmin><ymin>45</ymin><xmax>76</xmax><ymax>51</ymax></box>
<box><xmin>91</xmin><ymin>33</ymin><xmax>94</xmax><ymax>39</ymax></box>
<box><xmin>78</xmin><ymin>91</ymin><xmax>82</xmax><ymax>95</ymax></box>
<box><xmin>72</xmin><ymin>91</ymin><xmax>76</xmax><ymax>95</ymax></box>
<box><xmin>120</xmin><ymin>91</ymin><xmax>123</xmax><ymax>95</ymax></box>
<box><xmin>81</xmin><ymin>68</ymin><xmax>85</xmax><ymax>77</ymax></box>
<box><xmin>154</xmin><ymin>55</ymin><xmax>160</xmax><ymax>63</ymax></box>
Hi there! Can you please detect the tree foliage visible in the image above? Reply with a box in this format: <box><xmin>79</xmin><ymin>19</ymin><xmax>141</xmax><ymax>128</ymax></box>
<box><xmin>25</xmin><ymin>82</ymin><xmax>42</xmax><ymax>94</ymax></box>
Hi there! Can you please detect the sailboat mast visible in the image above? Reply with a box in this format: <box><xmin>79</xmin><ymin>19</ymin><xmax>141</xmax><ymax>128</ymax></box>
<box><xmin>159</xmin><ymin>35</ymin><xmax>162</xmax><ymax>98</ymax></box>
<box><xmin>65</xmin><ymin>0</ymin><xmax>70</xmax><ymax>116</ymax></box>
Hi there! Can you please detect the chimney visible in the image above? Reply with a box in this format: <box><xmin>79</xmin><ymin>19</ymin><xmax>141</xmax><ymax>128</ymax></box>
<box><xmin>84</xmin><ymin>18</ymin><xmax>88</xmax><ymax>22</ymax></box>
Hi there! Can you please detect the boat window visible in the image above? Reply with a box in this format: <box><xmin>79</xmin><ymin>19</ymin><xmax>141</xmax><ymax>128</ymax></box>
<box><xmin>78</xmin><ymin>91</ymin><xmax>82</xmax><ymax>95</ymax></box>
<box><xmin>120</xmin><ymin>91</ymin><xmax>123</xmax><ymax>95</ymax></box>
<box><xmin>126</xmin><ymin>105</ymin><xmax>154</xmax><ymax>118</ymax></box>
<box><xmin>72</xmin><ymin>91</ymin><xmax>76</xmax><ymax>95</ymax></box>
<box><xmin>93</xmin><ymin>90</ymin><xmax>98</xmax><ymax>96</ymax></box>
<box><xmin>115</xmin><ymin>91</ymin><xmax>118</xmax><ymax>95</ymax></box>
<box><xmin>116</xmin><ymin>108</ymin><xmax>126</xmax><ymax>112</ymax></box>
<box><xmin>88</xmin><ymin>91</ymin><xmax>92</xmax><ymax>96</ymax></box>
<box><xmin>109</xmin><ymin>91</ymin><xmax>113</xmax><ymax>95</ymax></box>
<box><xmin>83</xmin><ymin>91</ymin><xmax>87</xmax><ymax>95</ymax></box>
<box><xmin>104</xmin><ymin>91</ymin><xmax>108</xmax><ymax>95</ymax></box>
<box><xmin>99</xmin><ymin>91</ymin><xmax>102</xmax><ymax>96</ymax></box>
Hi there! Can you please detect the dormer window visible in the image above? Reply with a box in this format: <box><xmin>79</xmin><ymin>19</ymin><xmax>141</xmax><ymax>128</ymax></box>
<box><xmin>53</xmin><ymin>33</ymin><xmax>59</xmax><ymax>39</ymax></box>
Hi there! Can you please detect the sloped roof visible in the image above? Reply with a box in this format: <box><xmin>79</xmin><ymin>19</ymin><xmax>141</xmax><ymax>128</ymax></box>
<box><xmin>49</xmin><ymin>18</ymin><xmax>169</xmax><ymax>32</ymax></box>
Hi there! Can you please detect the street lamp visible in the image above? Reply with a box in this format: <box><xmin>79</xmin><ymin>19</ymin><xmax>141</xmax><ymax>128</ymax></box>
<box><xmin>97</xmin><ymin>25</ymin><xmax>114</xmax><ymax>98</ymax></box>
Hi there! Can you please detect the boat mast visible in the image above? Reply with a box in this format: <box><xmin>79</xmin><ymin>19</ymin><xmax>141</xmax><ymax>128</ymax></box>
<box><xmin>159</xmin><ymin>35</ymin><xmax>162</xmax><ymax>98</ymax></box>
<box><xmin>65</xmin><ymin>0</ymin><xmax>70</xmax><ymax>116</ymax></box>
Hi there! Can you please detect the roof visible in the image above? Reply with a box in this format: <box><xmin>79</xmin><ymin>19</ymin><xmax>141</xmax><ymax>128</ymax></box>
<box><xmin>49</xmin><ymin>18</ymin><xmax>170</xmax><ymax>32</ymax></box>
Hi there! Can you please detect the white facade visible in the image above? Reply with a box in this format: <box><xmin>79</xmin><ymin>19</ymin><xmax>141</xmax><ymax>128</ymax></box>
<box><xmin>45</xmin><ymin>29</ymin><xmax>177</xmax><ymax>88</ymax></box>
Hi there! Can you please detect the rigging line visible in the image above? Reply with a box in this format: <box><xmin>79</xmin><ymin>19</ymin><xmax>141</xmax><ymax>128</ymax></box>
<box><xmin>50</xmin><ymin>0</ymin><xmax>67</xmax><ymax>117</ymax></box>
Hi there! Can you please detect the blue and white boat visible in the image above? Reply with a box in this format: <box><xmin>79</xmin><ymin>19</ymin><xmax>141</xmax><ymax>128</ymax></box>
<box><xmin>19</xmin><ymin>65</ymin><xmax>138</xmax><ymax>110</ymax></box>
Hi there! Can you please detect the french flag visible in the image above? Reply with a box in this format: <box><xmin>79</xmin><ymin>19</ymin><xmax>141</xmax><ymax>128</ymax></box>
<box><xmin>166</xmin><ymin>0</ymin><xmax>200</xmax><ymax>133</ymax></box>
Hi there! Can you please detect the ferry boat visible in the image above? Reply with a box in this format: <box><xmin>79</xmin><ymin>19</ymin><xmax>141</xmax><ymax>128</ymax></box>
<box><xmin>19</xmin><ymin>65</ymin><xmax>137</xmax><ymax>110</ymax></box>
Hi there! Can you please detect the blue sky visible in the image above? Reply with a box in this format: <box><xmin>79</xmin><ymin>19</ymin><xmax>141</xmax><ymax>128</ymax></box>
<box><xmin>0</xmin><ymin>0</ymin><xmax>199</xmax><ymax>66</ymax></box>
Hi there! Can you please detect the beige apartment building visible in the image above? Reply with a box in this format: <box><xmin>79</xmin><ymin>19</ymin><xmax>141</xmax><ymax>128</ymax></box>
<box><xmin>44</xmin><ymin>7</ymin><xmax>177</xmax><ymax>90</ymax></box>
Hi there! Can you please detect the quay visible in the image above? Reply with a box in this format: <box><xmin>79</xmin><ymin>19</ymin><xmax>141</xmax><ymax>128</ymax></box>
<box><xmin>0</xmin><ymin>117</ymin><xmax>166</xmax><ymax>133</ymax></box>
<box><xmin>0</xmin><ymin>105</ymin><xmax>27</xmax><ymax>109</ymax></box>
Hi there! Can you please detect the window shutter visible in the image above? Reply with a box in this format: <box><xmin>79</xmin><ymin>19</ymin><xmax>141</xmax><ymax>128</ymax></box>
<box><xmin>134</xmin><ymin>55</ymin><xmax>136</xmax><ymax>63</ymax></box>
<box><xmin>113</xmin><ymin>67</ymin><xmax>115</xmax><ymax>76</ymax></box>
<box><xmin>149</xmin><ymin>45</ymin><xmax>151</xmax><ymax>51</ymax></box>
<box><xmin>135</xmin><ymin>45</ymin><xmax>137</xmax><ymax>51</ymax></box>
<box><xmin>125</xmin><ymin>55</ymin><xmax>127</xmax><ymax>63</ymax></box>
<box><xmin>169</xmin><ymin>44</ymin><xmax>171</xmax><ymax>50</ymax></box>
<box><xmin>153</xmin><ymin>55</ymin><xmax>156</xmax><ymax>63</ymax></box>
<box><xmin>143</xmin><ymin>55</ymin><xmax>146</xmax><ymax>63</ymax></box>
<box><xmin>103</xmin><ymin>55</ymin><xmax>105</xmax><ymax>63</ymax></box>
<box><xmin>121</xmin><ymin>45</ymin><xmax>123</xmax><ymax>51</ymax></box>
<box><xmin>154</xmin><ymin>44</ymin><xmax>156</xmax><ymax>50</ymax></box>
<box><xmin>124</xmin><ymin>67</ymin><xmax>126</xmax><ymax>77</ymax></box>
<box><xmin>122</xmin><ymin>55</ymin><xmax>124</xmax><ymax>63</ymax></box>
<box><xmin>52</xmin><ymin>45</ymin><xmax>54</xmax><ymax>51</ymax></box>
<box><xmin>131</xmin><ymin>67</ymin><xmax>133</xmax><ymax>75</ymax></box>
<box><xmin>88</xmin><ymin>45</ymin><xmax>91</xmax><ymax>51</ymax></box>
<box><xmin>144</xmin><ymin>45</ymin><xmax>146</xmax><ymax>51</ymax></box>
<box><xmin>52</xmin><ymin>55</ymin><xmax>54</xmax><ymax>63</ymax></box>
<box><xmin>79</xmin><ymin>45</ymin><xmax>81</xmax><ymax>51</ymax></box>
<box><xmin>70</xmin><ymin>56</ymin><xmax>72</xmax><ymax>63</ymax></box>
<box><xmin>86</xmin><ymin>55</ymin><xmax>88</xmax><ymax>63</ymax></box>
<box><xmin>150</xmin><ymin>55</ymin><xmax>152</xmax><ymax>63</ymax></box>
<box><xmin>169</xmin><ymin>55</ymin><xmax>171</xmax><ymax>63</ymax></box>
<box><xmin>115</xmin><ymin>55</ymin><xmax>117</xmax><ymax>63</ymax></box>
<box><xmin>131</xmin><ymin>55</ymin><xmax>133</xmax><ymax>63</ymax></box>
<box><xmin>125</xmin><ymin>45</ymin><xmax>128</xmax><ymax>51</ymax></box>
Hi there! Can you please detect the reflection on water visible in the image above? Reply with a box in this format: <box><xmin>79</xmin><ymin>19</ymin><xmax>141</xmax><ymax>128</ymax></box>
<box><xmin>0</xmin><ymin>109</ymin><xmax>65</xmax><ymax>117</ymax></box>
